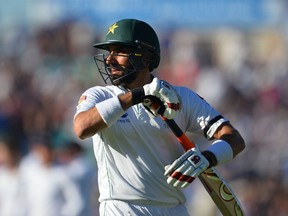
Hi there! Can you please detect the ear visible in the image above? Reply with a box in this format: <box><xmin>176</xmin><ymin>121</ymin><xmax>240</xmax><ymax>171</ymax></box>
<box><xmin>142</xmin><ymin>51</ymin><xmax>155</xmax><ymax>71</ymax></box>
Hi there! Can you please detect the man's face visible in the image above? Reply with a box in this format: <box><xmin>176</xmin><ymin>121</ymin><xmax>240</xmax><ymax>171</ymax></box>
<box><xmin>105</xmin><ymin>45</ymin><xmax>135</xmax><ymax>85</ymax></box>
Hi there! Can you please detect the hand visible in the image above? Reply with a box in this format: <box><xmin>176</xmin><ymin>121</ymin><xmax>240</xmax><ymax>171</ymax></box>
<box><xmin>142</xmin><ymin>77</ymin><xmax>181</xmax><ymax>119</ymax></box>
<box><xmin>164</xmin><ymin>148</ymin><xmax>210</xmax><ymax>188</ymax></box>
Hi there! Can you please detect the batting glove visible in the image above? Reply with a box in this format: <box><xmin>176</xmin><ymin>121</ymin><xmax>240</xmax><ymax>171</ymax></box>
<box><xmin>164</xmin><ymin>148</ymin><xmax>210</xmax><ymax>188</ymax></box>
<box><xmin>132</xmin><ymin>77</ymin><xmax>181</xmax><ymax>119</ymax></box>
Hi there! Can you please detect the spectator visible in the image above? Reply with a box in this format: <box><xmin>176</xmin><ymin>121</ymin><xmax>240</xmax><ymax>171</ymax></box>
<box><xmin>56</xmin><ymin>141</ymin><xmax>99</xmax><ymax>216</ymax></box>
<box><xmin>0</xmin><ymin>134</ymin><xmax>26</xmax><ymax>216</ymax></box>
<box><xmin>20</xmin><ymin>134</ymin><xmax>84</xmax><ymax>216</ymax></box>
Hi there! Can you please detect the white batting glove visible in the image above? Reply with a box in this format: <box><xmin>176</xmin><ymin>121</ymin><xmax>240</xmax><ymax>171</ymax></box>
<box><xmin>142</xmin><ymin>77</ymin><xmax>181</xmax><ymax>119</ymax></box>
<box><xmin>164</xmin><ymin>148</ymin><xmax>210</xmax><ymax>188</ymax></box>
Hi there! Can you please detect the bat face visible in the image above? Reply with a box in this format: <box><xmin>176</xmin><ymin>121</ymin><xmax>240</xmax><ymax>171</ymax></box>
<box><xmin>219</xmin><ymin>183</ymin><xmax>234</xmax><ymax>201</ymax></box>
<box><xmin>201</xmin><ymin>168</ymin><xmax>245</xmax><ymax>216</ymax></box>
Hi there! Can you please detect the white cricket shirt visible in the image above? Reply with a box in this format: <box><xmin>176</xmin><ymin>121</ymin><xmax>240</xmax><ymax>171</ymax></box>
<box><xmin>75</xmin><ymin>84</ymin><xmax>227</xmax><ymax>206</ymax></box>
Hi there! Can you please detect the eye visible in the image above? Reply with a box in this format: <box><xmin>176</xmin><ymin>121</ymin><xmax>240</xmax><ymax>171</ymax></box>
<box><xmin>113</xmin><ymin>51</ymin><xmax>130</xmax><ymax>57</ymax></box>
<box><xmin>108</xmin><ymin>46</ymin><xmax>133</xmax><ymax>56</ymax></box>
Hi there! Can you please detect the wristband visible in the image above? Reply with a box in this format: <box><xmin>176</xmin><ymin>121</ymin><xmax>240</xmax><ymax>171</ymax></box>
<box><xmin>95</xmin><ymin>97</ymin><xmax>125</xmax><ymax>127</ymax></box>
<box><xmin>131</xmin><ymin>88</ymin><xmax>145</xmax><ymax>105</ymax></box>
<box><xmin>201</xmin><ymin>150</ymin><xmax>218</xmax><ymax>168</ymax></box>
<box><xmin>206</xmin><ymin>139</ymin><xmax>234</xmax><ymax>165</ymax></box>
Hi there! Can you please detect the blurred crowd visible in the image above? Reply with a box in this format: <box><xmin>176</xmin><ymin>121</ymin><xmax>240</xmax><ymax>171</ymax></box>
<box><xmin>0</xmin><ymin>18</ymin><xmax>288</xmax><ymax>216</ymax></box>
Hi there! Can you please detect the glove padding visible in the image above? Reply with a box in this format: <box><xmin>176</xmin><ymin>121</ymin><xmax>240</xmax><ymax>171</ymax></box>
<box><xmin>164</xmin><ymin>148</ymin><xmax>210</xmax><ymax>188</ymax></box>
<box><xmin>143</xmin><ymin>77</ymin><xmax>181</xmax><ymax>119</ymax></box>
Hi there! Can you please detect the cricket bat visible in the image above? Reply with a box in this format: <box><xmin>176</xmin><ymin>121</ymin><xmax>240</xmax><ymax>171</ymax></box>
<box><xmin>164</xmin><ymin>118</ymin><xmax>245</xmax><ymax>216</ymax></box>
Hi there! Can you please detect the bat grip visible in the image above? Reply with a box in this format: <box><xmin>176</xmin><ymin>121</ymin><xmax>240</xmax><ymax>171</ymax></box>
<box><xmin>164</xmin><ymin>118</ymin><xmax>195</xmax><ymax>151</ymax></box>
<box><xmin>148</xmin><ymin>100</ymin><xmax>195</xmax><ymax>151</ymax></box>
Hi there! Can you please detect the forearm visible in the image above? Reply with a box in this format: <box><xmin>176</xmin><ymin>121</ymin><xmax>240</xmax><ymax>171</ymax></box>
<box><xmin>118</xmin><ymin>91</ymin><xmax>133</xmax><ymax>110</ymax></box>
<box><xmin>74</xmin><ymin>107</ymin><xmax>107</xmax><ymax>139</ymax></box>
<box><xmin>218</xmin><ymin>131</ymin><xmax>245</xmax><ymax>157</ymax></box>
<box><xmin>212</xmin><ymin>123</ymin><xmax>245</xmax><ymax>157</ymax></box>
<box><xmin>74</xmin><ymin>92</ymin><xmax>133</xmax><ymax>140</ymax></box>
<box><xmin>203</xmin><ymin>123</ymin><xmax>245</xmax><ymax>167</ymax></box>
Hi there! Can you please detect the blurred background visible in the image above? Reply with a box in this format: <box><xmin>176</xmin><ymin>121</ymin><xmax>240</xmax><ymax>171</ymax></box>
<box><xmin>0</xmin><ymin>0</ymin><xmax>288</xmax><ymax>215</ymax></box>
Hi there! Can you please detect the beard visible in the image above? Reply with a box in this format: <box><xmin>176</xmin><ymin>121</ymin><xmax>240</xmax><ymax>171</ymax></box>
<box><xmin>111</xmin><ymin>70</ymin><xmax>139</xmax><ymax>87</ymax></box>
<box><xmin>109</xmin><ymin>63</ymin><xmax>139</xmax><ymax>87</ymax></box>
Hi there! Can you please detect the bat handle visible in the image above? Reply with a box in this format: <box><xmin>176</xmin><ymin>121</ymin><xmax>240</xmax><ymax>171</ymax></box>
<box><xmin>149</xmin><ymin>100</ymin><xmax>195</xmax><ymax>151</ymax></box>
<box><xmin>164</xmin><ymin>118</ymin><xmax>195</xmax><ymax>151</ymax></box>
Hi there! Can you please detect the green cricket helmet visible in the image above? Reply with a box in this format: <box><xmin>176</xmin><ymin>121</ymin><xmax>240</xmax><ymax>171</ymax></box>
<box><xmin>93</xmin><ymin>19</ymin><xmax>160</xmax><ymax>86</ymax></box>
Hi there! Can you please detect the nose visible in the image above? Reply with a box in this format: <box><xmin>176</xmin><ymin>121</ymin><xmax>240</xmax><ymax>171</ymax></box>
<box><xmin>105</xmin><ymin>52</ymin><xmax>115</xmax><ymax>65</ymax></box>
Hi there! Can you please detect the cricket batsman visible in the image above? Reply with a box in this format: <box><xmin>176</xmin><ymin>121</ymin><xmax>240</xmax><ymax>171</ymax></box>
<box><xmin>73</xmin><ymin>18</ymin><xmax>245</xmax><ymax>215</ymax></box>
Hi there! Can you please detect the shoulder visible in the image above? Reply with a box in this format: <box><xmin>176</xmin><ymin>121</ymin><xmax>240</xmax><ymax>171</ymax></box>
<box><xmin>78</xmin><ymin>85</ymin><xmax>125</xmax><ymax>104</ymax></box>
<box><xmin>83</xmin><ymin>85</ymin><xmax>125</xmax><ymax>97</ymax></box>
<box><xmin>173</xmin><ymin>85</ymin><xmax>214</xmax><ymax>114</ymax></box>
<box><xmin>76</xmin><ymin>85</ymin><xmax>126</xmax><ymax>111</ymax></box>
<box><xmin>173</xmin><ymin>85</ymin><xmax>202</xmax><ymax>100</ymax></box>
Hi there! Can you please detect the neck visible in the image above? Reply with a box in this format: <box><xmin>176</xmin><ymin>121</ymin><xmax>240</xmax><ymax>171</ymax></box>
<box><xmin>125</xmin><ymin>70</ymin><xmax>153</xmax><ymax>90</ymax></box>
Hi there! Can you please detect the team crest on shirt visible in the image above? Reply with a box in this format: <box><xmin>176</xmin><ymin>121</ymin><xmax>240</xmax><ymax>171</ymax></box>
<box><xmin>78</xmin><ymin>95</ymin><xmax>87</xmax><ymax>104</ymax></box>
<box><xmin>117</xmin><ymin>113</ymin><xmax>130</xmax><ymax>123</ymax></box>
<box><xmin>121</xmin><ymin>113</ymin><xmax>128</xmax><ymax>118</ymax></box>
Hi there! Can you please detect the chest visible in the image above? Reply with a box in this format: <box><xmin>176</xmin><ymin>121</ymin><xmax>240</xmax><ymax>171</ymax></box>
<box><xmin>114</xmin><ymin>104</ymin><xmax>171</xmax><ymax>138</ymax></box>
